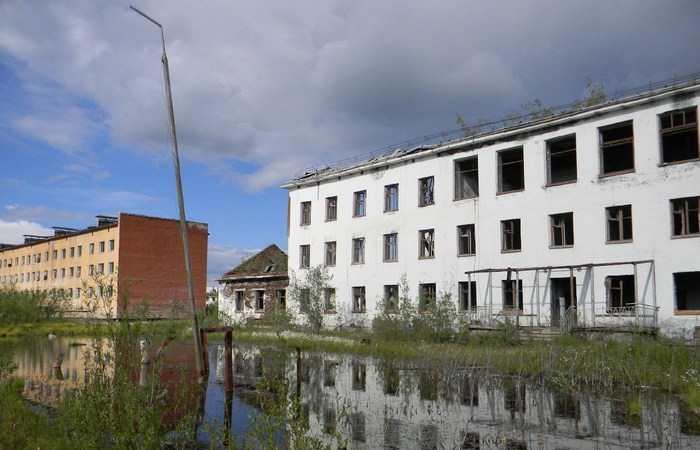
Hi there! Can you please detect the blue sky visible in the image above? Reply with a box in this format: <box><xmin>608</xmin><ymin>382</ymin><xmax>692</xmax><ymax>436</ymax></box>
<box><xmin>1</xmin><ymin>0</ymin><xmax>699</xmax><ymax>284</ymax></box>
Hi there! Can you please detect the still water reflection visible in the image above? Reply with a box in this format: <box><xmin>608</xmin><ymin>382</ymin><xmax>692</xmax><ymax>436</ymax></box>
<box><xmin>4</xmin><ymin>337</ymin><xmax>699</xmax><ymax>449</ymax></box>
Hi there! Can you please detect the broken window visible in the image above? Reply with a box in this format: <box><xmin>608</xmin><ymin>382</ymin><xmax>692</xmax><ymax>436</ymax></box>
<box><xmin>459</xmin><ymin>281</ymin><xmax>477</xmax><ymax>311</ymax></box>
<box><xmin>324</xmin><ymin>241</ymin><xmax>336</xmax><ymax>266</ymax></box>
<box><xmin>384</xmin><ymin>233</ymin><xmax>398</xmax><ymax>262</ymax></box>
<box><xmin>606</xmin><ymin>205</ymin><xmax>633</xmax><ymax>242</ymax></box>
<box><xmin>454</xmin><ymin>156</ymin><xmax>479</xmax><ymax>199</ymax></box>
<box><xmin>502</xmin><ymin>279</ymin><xmax>524</xmax><ymax>311</ymax></box>
<box><xmin>671</xmin><ymin>196</ymin><xmax>700</xmax><ymax>237</ymax></box>
<box><xmin>384</xmin><ymin>285</ymin><xmax>398</xmax><ymax>312</ymax></box>
<box><xmin>600</xmin><ymin>121</ymin><xmax>634</xmax><ymax>174</ymax></box>
<box><xmin>419</xmin><ymin>283</ymin><xmax>436</xmax><ymax>311</ymax></box>
<box><xmin>299</xmin><ymin>245</ymin><xmax>310</xmax><ymax>268</ymax></box>
<box><xmin>457</xmin><ymin>224</ymin><xmax>476</xmax><ymax>256</ymax></box>
<box><xmin>418</xmin><ymin>229</ymin><xmax>435</xmax><ymax>259</ymax></box>
<box><xmin>300</xmin><ymin>201</ymin><xmax>311</xmax><ymax>225</ymax></box>
<box><xmin>324</xmin><ymin>288</ymin><xmax>336</xmax><ymax>312</ymax></box>
<box><xmin>384</xmin><ymin>184</ymin><xmax>399</xmax><ymax>212</ymax></box>
<box><xmin>255</xmin><ymin>290</ymin><xmax>264</xmax><ymax>311</ymax></box>
<box><xmin>418</xmin><ymin>176</ymin><xmax>434</xmax><ymax>206</ymax></box>
<box><xmin>352</xmin><ymin>286</ymin><xmax>366</xmax><ymax>312</ymax></box>
<box><xmin>352</xmin><ymin>238</ymin><xmax>365</xmax><ymax>264</ymax></box>
<box><xmin>606</xmin><ymin>275</ymin><xmax>635</xmax><ymax>311</ymax></box>
<box><xmin>550</xmin><ymin>212</ymin><xmax>574</xmax><ymax>247</ymax></box>
<box><xmin>353</xmin><ymin>191</ymin><xmax>366</xmax><ymax>217</ymax></box>
<box><xmin>547</xmin><ymin>135</ymin><xmax>577</xmax><ymax>185</ymax></box>
<box><xmin>498</xmin><ymin>147</ymin><xmax>524</xmax><ymax>193</ymax></box>
<box><xmin>660</xmin><ymin>107</ymin><xmax>699</xmax><ymax>163</ymax></box>
<box><xmin>325</xmin><ymin>196</ymin><xmax>337</xmax><ymax>221</ymax></box>
<box><xmin>235</xmin><ymin>291</ymin><xmax>244</xmax><ymax>312</ymax></box>
<box><xmin>674</xmin><ymin>272</ymin><xmax>700</xmax><ymax>312</ymax></box>
<box><xmin>501</xmin><ymin>219</ymin><xmax>521</xmax><ymax>252</ymax></box>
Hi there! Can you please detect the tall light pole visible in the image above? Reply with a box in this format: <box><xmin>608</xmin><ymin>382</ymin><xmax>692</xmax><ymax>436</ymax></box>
<box><xmin>130</xmin><ymin>5</ymin><xmax>204</xmax><ymax>380</ymax></box>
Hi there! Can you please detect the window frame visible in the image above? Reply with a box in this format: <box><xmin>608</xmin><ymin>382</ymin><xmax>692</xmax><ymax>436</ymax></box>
<box><xmin>235</xmin><ymin>291</ymin><xmax>245</xmax><ymax>312</ymax></box>
<box><xmin>671</xmin><ymin>196</ymin><xmax>700</xmax><ymax>237</ymax></box>
<box><xmin>457</xmin><ymin>224</ymin><xmax>476</xmax><ymax>256</ymax></box>
<box><xmin>599</xmin><ymin>121</ymin><xmax>635</xmax><ymax>176</ymax></box>
<box><xmin>383</xmin><ymin>233</ymin><xmax>398</xmax><ymax>262</ymax></box>
<box><xmin>454</xmin><ymin>156</ymin><xmax>479</xmax><ymax>200</ymax></box>
<box><xmin>254</xmin><ymin>290</ymin><xmax>265</xmax><ymax>311</ymax></box>
<box><xmin>418</xmin><ymin>176</ymin><xmax>435</xmax><ymax>206</ymax></box>
<box><xmin>659</xmin><ymin>107</ymin><xmax>699</xmax><ymax>165</ymax></box>
<box><xmin>606</xmin><ymin>205</ymin><xmax>633</xmax><ymax>243</ymax></box>
<box><xmin>501</xmin><ymin>219</ymin><xmax>522</xmax><ymax>252</ymax></box>
<box><xmin>546</xmin><ymin>134</ymin><xmax>577</xmax><ymax>186</ymax></box>
<box><xmin>324</xmin><ymin>288</ymin><xmax>336</xmax><ymax>313</ymax></box>
<box><xmin>549</xmin><ymin>212</ymin><xmax>574</xmax><ymax>248</ymax></box>
<box><xmin>325</xmin><ymin>196</ymin><xmax>337</xmax><ymax>221</ymax></box>
<box><xmin>459</xmin><ymin>281</ymin><xmax>477</xmax><ymax>311</ymax></box>
<box><xmin>606</xmin><ymin>275</ymin><xmax>636</xmax><ymax>313</ymax></box>
<box><xmin>352</xmin><ymin>286</ymin><xmax>366</xmax><ymax>312</ymax></box>
<box><xmin>324</xmin><ymin>241</ymin><xmax>336</xmax><ymax>267</ymax></box>
<box><xmin>497</xmin><ymin>147</ymin><xmax>524</xmax><ymax>194</ymax></box>
<box><xmin>419</xmin><ymin>283</ymin><xmax>436</xmax><ymax>312</ymax></box>
<box><xmin>300</xmin><ymin>201</ymin><xmax>312</xmax><ymax>226</ymax></box>
<box><xmin>383</xmin><ymin>285</ymin><xmax>399</xmax><ymax>312</ymax></box>
<box><xmin>352</xmin><ymin>238</ymin><xmax>365</xmax><ymax>264</ymax></box>
<box><xmin>418</xmin><ymin>229</ymin><xmax>435</xmax><ymax>259</ymax></box>
<box><xmin>299</xmin><ymin>244</ymin><xmax>310</xmax><ymax>269</ymax></box>
<box><xmin>384</xmin><ymin>184</ymin><xmax>399</xmax><ymax>212</ymax></box>
<box><xmin>353</xmin><ymin>191</ymin><xmax>366</xmax><ymax>217</ymax></box>
<box><xmin>502</xmin><ymin>279</ymin><xmax>524</xmax><ymax>311</ymax></box>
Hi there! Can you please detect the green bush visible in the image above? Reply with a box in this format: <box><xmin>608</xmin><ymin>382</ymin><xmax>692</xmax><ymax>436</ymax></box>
<box><xmin>0</xmin><ymin>285</ymin><xmax>66</xmax><ymax>325</ymax></box>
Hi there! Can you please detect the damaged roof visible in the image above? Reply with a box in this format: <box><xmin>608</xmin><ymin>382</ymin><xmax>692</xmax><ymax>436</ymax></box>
<box><xmin>219</xmin><ymin>244</ymin><xmax>288</xmax><ymax>281</ymax></box>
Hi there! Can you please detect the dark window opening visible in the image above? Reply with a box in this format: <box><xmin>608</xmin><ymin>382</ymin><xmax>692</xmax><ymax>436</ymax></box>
<box><xmin>455</xmin><ymin>157</ymin><xmax>479</xmax><ymax>199</ymax></box>
<box><xmin>353</xmin><ymin>286</ymin><xmax>366</xmax><ymax>312</ymax></box>
<box><xmin>419</xmin><ymin>283</ymin><xmax>436</xmax><ymax>311</ymax></box>
<box><xmin>458</xmin><ymin>224</ymin><xmax>476</xmax><ymax>256</ymax></box>
<box><xmin>671</xmin><ymin>196</ymin><xmax>700</xmax><ymax>236</ymax></box>
<box><xmin>324</xmin><ymin>288</ymin><xmax>335</xmax><ymax>312</ymax></box>
<box><xmin>607</xmin><ymin>205</ymin><xmax>633</xmax><ymax>242</ymax></box>
<box><xmin>459</xmin><ymin>281</ymin><xmax>477</xmax><ymax>311</ymax></box>
<box><xmin>606</xmin><ymin>275</ymin><xmax>635</xmax><ymax>311</ymax></box>
<box><xmin>419</xmin><ymin>176</ymin><xmax>435</xmax><ymax>206</ymax></box>
<box><xmin>550</xmin><ymin>212</ymin><xmax>574</xmax><ymax>247</ymax></box>
<box><xmin>675</xmin><ymin>272</ymin><xmax>700</xmax><ymax>312</ymax></box>
<box><xmin>660</xmin><ymin>107</ymin><xmax>699</xmax><ymax>163</ymax></box>
<box><xmin>600</xmin><ymin>121</ymin><xmax>634</xmax><ymax>174</ymax></box>
<box><xmin>384</xmin><ymin>285</ymin><xmax>398</xmax><ymax>311</ymax></box>
<box><xmin>501</xmin><ymin>219</ymin><xmax>521</xmax><ymax>252</ymax></box>
<box><xmin>502</xmin><ymin>279</ymin><xmax>524</xmax><ymax>311</ymax></box>
<box><xmin>235</xmin><ymin>291</ymin><xmax>244</xmax><ymax>312</ymax></box>
<box><xmin>498</xmin><ymin>148</ymin><xmax>524</xmax><ymax>193</ymax></box>
<box><xmin>547</xmin><ymin>135</ymin><xmax>577</xmax><ymax>184</ymax></box>
<box><xmin>276</xmin><ymin>289</ymin><xmax>286</xmax><ymax>309</ymax></box>
<box><xmin>255</xmin><ymin>291</ymin><xmax>264</xmax><ymax>311</ymax></box>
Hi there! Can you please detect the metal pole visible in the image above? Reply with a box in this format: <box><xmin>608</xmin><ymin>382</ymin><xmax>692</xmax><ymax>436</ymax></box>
<box><xmin>130</xmin><ymin>6</ymin><xmax>204</xmax><ymax>379</ymax></box>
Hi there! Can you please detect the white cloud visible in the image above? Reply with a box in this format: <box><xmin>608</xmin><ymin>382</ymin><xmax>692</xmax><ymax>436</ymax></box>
<box><xmin>206</xmin><ymin>243</ymin><xmax>257</xmax><ymax>285</ymax></box>
<box><xmin>1</xmin><ymin>0</ymin><xmax>699</xmax><ymax>192</ymax></box>
<box><xmin>0</xmin><ymin>220</ymin><xmax>53</xmax><ymax>244</ymax></box>
<box><xmin>0</xmin><ymin>205</ymin><xmax>89</xmax><ymax>223</ymax></box>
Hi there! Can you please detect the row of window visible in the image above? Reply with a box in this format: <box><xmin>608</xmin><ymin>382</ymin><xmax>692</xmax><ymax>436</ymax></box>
<box><xmin>232</xmin><ymin>289</ymin><xmax>286</xmax><ymax>313</ymax></box>
<box><xmin>296</xmin><ymin>270</ymin><xmax>700</xmax><ymax>315</ymax></box>
<box><xmin>299</xmin><ymin>197</ymin><xmax>698</xmax><ymax>268</ymax></box>
<box><xmin>299</xmin><ymin>107</ymin><xmax>698</xmax><ymax>225</ymax></box>
<box><xmin>0</xmin><ymin>262</ymin><xmax>115</xmax><ymax>285</ymax></box>
<box><xmin>19</xmin><ymin>285</ymin><xmax>113</xmax><ymax>301</ymax></box>
<box><xmin>1</xmin><ymin>240</ymin><xmax>115</xmax><ymax>269</ymax></box>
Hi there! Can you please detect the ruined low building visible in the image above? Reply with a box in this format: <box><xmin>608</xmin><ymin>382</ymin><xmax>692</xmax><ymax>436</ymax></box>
<box><xmin>282</xmin><ymin>74</ymin><xmax>700</xmax><ymax>338</ymax></box>
<box><xmin>0</xmin><ymin>213</ymin><xmax>209</xmax><ymax>318</ymax></box>
<box><xmin>218</xmin><ymin>244</ymin><xmax>288</xmax><ymax>323</ymax></box>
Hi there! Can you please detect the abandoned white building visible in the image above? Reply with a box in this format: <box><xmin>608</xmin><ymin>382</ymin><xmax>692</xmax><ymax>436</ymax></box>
<box><xmin>282</xmin><ymin>75</ymin><xmax>700</xmax><ymax>338</ymax></box>
<box><xmin>218</xmin><ymin>244</ymin><xmax>288</xmax><ymax>323</ymax></box>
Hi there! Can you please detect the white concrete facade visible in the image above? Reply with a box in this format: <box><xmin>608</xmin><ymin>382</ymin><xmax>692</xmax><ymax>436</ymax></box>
<box><xmin>283</xmin><ymin>82</ymin><xmax>700</xmax><ymax>338</ymax></box>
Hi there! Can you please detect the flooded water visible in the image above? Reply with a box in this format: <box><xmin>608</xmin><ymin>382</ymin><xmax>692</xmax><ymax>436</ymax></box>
<box><xmin>3</xmin><ymin>337</ymin><xmax>699</xmax><ymax>449</ymax></box>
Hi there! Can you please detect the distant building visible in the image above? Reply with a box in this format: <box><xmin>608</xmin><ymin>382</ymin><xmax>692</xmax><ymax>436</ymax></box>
<box><xmin>0</xmin><ymin>213</ymin><xmax>209</xmax><ymax>318</ymax></box>
<box><xmin>218</xmin><ymin>244</ymin><xmax>288</xmax><ymax>322</ymax></box>
<box><xmin>283</xmin><ymin>75</ymin><xmax>700</xmax><ymax>338</ymax></box>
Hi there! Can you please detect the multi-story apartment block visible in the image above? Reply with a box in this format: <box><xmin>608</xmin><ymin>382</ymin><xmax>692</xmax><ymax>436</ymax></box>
<box><xmin>283</xmin><ymin>76</ymin><xmax>700</xmax><ymax>338</ymax></box>
<box><xmin>0</xmin><ymin>213</ymin><xmax>208</xmax><ymax>318</ymax></box>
